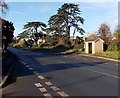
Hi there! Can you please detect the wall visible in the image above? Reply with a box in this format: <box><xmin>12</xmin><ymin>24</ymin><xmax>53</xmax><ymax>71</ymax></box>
<box><xmin>94</xmin><ymin>40</ymin><xmax>103</xmax><ymax>53</ymax></box>
<box><xmin>85</xmin><ymin>42</ymin><xmax>89</xmax><ymax>54</ymax></box>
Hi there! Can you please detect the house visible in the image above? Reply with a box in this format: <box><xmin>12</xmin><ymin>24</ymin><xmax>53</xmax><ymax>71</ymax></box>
<box><xmin>112</xmin><ymin>36</ymin><xmax>117</xmax><ymax>41</ymax></box>
<box><xmin>37</xmin><ymin>39</ymin><xmax>46</xmax><ymax>44</ymax></box>
<box><xmin>85</xmin><ymin>38</ymin><xmax>104</xmax><ymax>54</ymax></box>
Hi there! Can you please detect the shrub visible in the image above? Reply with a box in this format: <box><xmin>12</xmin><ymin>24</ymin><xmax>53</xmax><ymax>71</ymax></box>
<box><xmin>65</xmin><ymin>49</ymin><xmax>77</xmax><ymax>53</ymax></box>
<box><xmin>107</xmin><ymin>40</ymin><xmax>120</xmax><ymax>51</ymax></box>
<box><xmin>74</xmin><ymin>42</ymin><xmax>84</xmax><ymax>50</ymax></box>
<box><xmin>52</xmin><ymin>45</ymin><xmax>69</xmax><ymax>52</ymax></box>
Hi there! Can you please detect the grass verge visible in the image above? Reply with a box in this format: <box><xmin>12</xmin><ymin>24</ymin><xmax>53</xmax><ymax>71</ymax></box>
<box><xmin>94</xmin><ymin>51</ymin><xmax>120</xmax><ymax>59</ymax></box>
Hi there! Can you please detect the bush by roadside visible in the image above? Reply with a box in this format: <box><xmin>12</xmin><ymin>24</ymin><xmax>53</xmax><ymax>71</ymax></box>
<box><xmin>107</xmin><ymin>40</ymin><xmax>120</xmax><ymax>51</ymax></box>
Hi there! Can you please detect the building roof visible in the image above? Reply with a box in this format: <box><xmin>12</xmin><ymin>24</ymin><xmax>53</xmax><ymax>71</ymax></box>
<box><xmin>85</xmin><ymin>38</ymin><xmax>104</xmax><ymax>43</ymax></box>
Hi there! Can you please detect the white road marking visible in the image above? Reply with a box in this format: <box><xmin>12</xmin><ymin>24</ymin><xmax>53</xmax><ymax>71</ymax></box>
<box><xmin>45</xmin><ymin>82</ymin><xmax>53</xmax><ymax>86</ymax></box>
<box><xmin>57</xmin><ymin>91</ymin><xmax>69</xmax><ymax>97</ymax></box>
<box><xmin>59</xmin><ymin>61</ymin><xmax>65</xmax><ymax>63</ymax></box>
<box><xmin>81</xmin><ymin>67</ymin><xmax>120</xmax><ymax>79</ymax></box>
<box><xmin>39</xmin><ymin>88</ymin><xmax>47</xmax><ymax>92</ymax></box>
<box><xmin>115</xmin><ymin>64</ymin><xmax>118</xmax><ymax>66</ymax></box>
<box><xmin>21</xmin><ymin>62</ymin><xmax>26</xmax><ymax>65</ymax></box>
<box><xmin>33</xmin><ymin>71</ymin><xmax>39</xmax><ymax>75</ymax></box>
<box><xmin>28</xmin><ymin>68</ymin><xmax>34</xmax><ymax>70</ymax></box>
<box><xmin>63</xmin><ymin>56</ymin><xmax>68</xmax><ymax>57</ymax></box>
<box><xmin>50</xmin><ymin>86</ymin><xmax>60</xmax><ymax>91</ymax></box>
<box><xmin>43</xmin><ymin>93</ymin><xmax>53</xmax><ymax>97</ymax></box>
<box><xmin>38</xmin><ymin>75</ymin><xmax>45</xmax><ymax>80</ymax></box>
<box><xmin>105</xmin><ymin>63</ymin><xmax>109</xmax><ymax>64</ymax></box>
<box><xmin>83</xmin><ymin>59</ymin><xmax>87</xmax><ymax>60</ymax></box>
<box><xmin>93</xmin><ymin>61</ymin><xmax>99</xmax><ymax>62</ymax></box>
<box><xmin>26</xmin><ymin>65</ymin><xmax>30</xmax><ymax>67</ymax></box>
<box><xmin>35</xmin><ymin>83</ymin><xmax>42</xmax><ymax>87</ymax></box>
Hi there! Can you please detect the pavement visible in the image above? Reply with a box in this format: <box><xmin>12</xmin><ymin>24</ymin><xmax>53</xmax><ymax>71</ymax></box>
<box><xmin>0</xmin><ymin>50</ymin><xmax>18</xmax><ymax>87</ymax></box>
<box><xmin>2</xmin><ymin>47</ymin><xmax>119</xmax><ymax>97</ymax></box>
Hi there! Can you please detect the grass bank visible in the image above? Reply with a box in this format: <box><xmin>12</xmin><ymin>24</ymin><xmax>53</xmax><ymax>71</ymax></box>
<box><xmin>15</xmin><ymin>46</ymin><xmax>119</xmax><ymax>59</ymax></box>
<box><xmin>94</xmin><ymin>51</ymin><xmax>120</xmax><ymax>59</ymax></box>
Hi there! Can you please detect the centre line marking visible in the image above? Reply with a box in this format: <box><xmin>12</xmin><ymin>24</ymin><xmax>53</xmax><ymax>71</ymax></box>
<box><xmin>35</xmin><ymin>83</ymin><xmax>42</xmax><ymax>87</ymax></box>
<box><xmin>57</xmin><ymin>91</ymin><xmax>69</xmax><ymax>97</ymax></box>
<box><xmin>81</xmin><ymin>67</ymin><xmax>120</xmax><ymax>79</ymax></box>
<box><xmin>39</xmin><ymin>88</ymin><xmax>47</xmax><ymax>92</ymax></box>
<box><xmin>38</xmin><ymin>75</ymin><xmax>45</xmax><ymax>80</ymax></box>
<box><xmin>45</xmin><ymin>82</ymin><xmax>53</xmax><ymax>86</ymax></box>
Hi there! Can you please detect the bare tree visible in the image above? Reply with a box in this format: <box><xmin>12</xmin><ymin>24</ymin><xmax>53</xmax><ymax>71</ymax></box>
<box><xmin>0</xmin><ymin>0</ymin><xmax>8</xmax><ymax>15</ymax></box>
<box><xmin>98</xmin><ymin>23</ymin><xmax>112</xmax><ymax>44</ymax></box>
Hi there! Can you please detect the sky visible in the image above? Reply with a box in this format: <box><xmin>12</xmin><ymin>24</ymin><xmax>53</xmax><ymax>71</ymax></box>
<box><xmin>2</xmin><ymin>1</ymin><xmax>118</xmax><ymax>37</ymax></box>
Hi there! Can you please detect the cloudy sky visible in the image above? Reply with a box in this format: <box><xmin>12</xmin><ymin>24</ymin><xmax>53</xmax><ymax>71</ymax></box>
<box><xmin>3</xmin><ymin>0</ymin><xmax>118</xmax><ymax>37</ymax></box>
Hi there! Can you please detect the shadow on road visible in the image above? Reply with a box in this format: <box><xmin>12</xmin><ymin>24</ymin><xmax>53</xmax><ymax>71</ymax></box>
<box><xmin>3</xmin><ymin>47</ymin><xmax>111</xmax><ymax>87</ymax></box>
<box><xmin>2</xmin><ymin>60</ymin><xmax>34</xmax><ymax>88</ymax></box>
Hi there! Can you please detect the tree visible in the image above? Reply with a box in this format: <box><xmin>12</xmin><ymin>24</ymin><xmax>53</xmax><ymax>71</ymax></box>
<box><xmin>23</xmin><ymin>21</ymin><xmax>47</xmax><ymax>43</ymax></box>
<box><xmin>98</xmin><ymin>23</ymin><xmax>112</xmax><ymax>44</ymax></box>
<box><xmin>87</xmin><ymin>33</ymin><xmax>98</xmax><ymax>41</ymax></box>
<box><xmin>58</xmin><ymin>3</ymin><xmax>85</xmax><ymax>37</ymax></box>
<box><xmin>17</xmin><ymin>30</ymin><xmax>29</xmax><ymax>40</ymax></box>
<box><xmin>113</xmin><ymin>32</ymin><xmax>120</xmax><ymax>41</ymax></box>
<box><xmin>48</xmin><ymin>3</ymin><xmax>85</xmax><ymax>38</ymax></box>
<box><xmin>48</xmin><ymin>14</ymin><xmax>66</xmax><ymax>36</ymax></box>
<box><xmin>0</xmin><ymin>0</ymin><xmax>8</xmax><ymax>15</ymax></box>
<box><xmin>1</xmin><ymin>18</ymin><xmax>15</xmax><ymax>49</ymax></box>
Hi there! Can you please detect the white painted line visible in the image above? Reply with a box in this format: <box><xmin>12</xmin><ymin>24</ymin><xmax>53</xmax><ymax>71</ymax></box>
<box><xmin>45</xmin><ymin>82</ymin><xmax>53</xmax><ymax>86</ymax></box>
<box><xmin>93</xmin><ymin>61</ymin><xmax>99</xmax><ymax>62</ymax></box>
<box><xmin>57</xmin><ymin>91</ymin><xmax>69</xmax><ymax>97</ymax></box>
<box><xmin>50</xmin><ymin>86</ymin><xmax>60</xmax><ymax>91</ymax></box>
<box><xmin>38</xmin><ymin>75</ymin><xmax>45</xmax><ymax>80</ymax></box>
<box><xmin>39</xmin><ymin>88</ymin><xmax>47</xmax><ymax>92</ymax></box>
<box><xmin>33</xmin><ymin>71</ymin><xmax>39</xmax><ymax>75</ymax></box>
<box><xmin>81</xmin><ymin>67</ymin><xmax>120</xmax><ymax>79</ymax></box>
<box><xmin>115</xmin><ymin>64</ymin><xmax>118</xmax><ymax>66</ymax></box>
<box><xmin>59</xmin><ymin>61</ymin><xmax>65</xmax><ymax>63</ymax></box>
<box><xmin>43</xmin><ymin>93</ymin><xmax>53</xmax><ymax>97</ymax></box>
<box><xmin>63</xmin><ymin>56</ymin><xmax>68</xmax><ymax>57</ymax></box>
<box><xmin>83</xmin><ymin>59</ymin><xmax>87</xmax><ymax>60</ymax></box>
<box><xmin>105</xmin><ymin>63</ymin><xmax>109</xmax><ymax>64</ymax></box>
<box><xmin>26</xmin><ymin>65</ymin><xmax>30</xmax><ymax>67</ymax></box>
<box><xmin>21</xmin><ymin>62</ymin><xmax>26</xmax><ymax>65</ymax></box>
<box><xmin>35</xmin><ymin>83</ymin><xmax>42</xmax><ymax>87</ymax></box>
<box><xmin>28</xmin><ymin>68</ymin><xmax>34</xmax><ymax>70</ymax></box>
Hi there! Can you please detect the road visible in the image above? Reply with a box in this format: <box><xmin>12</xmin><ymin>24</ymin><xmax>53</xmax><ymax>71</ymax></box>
<box><xmin>2</xmin><ymin>47</ymin><xmax>119</xmax><ymax>97</ymax></box>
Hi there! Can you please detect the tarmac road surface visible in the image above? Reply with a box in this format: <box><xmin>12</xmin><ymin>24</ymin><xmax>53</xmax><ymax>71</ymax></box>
<box><xmin>2</xmin><ymin>47</ymin><xmax>119</xmax><ymax>97</ymax></box>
